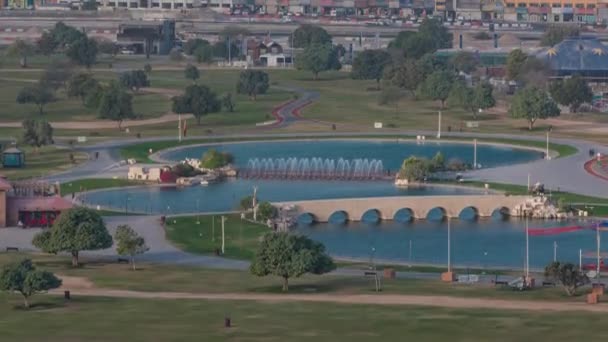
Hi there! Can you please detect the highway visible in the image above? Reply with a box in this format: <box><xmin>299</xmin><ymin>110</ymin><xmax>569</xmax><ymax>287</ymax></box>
<box><xmin>2</xmin><ymin>16</ymin><xmax>606</xmax><ymax>40</ymax></box>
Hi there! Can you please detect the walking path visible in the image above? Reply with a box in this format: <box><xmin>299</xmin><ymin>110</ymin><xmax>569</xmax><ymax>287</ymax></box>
<box><xmin>49</xmin><ymin>287</ymin><xmax>608</xmax><ymax>312</ymax></box>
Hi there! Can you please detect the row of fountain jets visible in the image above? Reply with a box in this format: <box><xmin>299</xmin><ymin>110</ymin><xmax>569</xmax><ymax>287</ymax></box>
<box><xmin>241</xmin><ymin>157</ymin><xmax>386</xmax><ymax>180</ymax></box>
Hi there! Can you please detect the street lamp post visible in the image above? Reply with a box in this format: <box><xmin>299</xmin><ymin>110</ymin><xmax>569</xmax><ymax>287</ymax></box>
<box><xmin>437</xmin><ymin>111</ymin><xmax>442</xmax><ymax>139</ymax></box>
<box><xmin>553</xmin><ymin>241</ymin><xmax>558</xmax><ymax>262</ymax></box>
<box><xmin>545</xmin><ymin>129</ymin><xmax>551</xmax><ymax>160</ymax></box>
<box><xmin>525</xmin><ymin>218</ymin><xmax>529</xmax><ymax>278</ymax></box>
<box><xmin>447</xmin><ymin>216</ymin><xmax>451</xmax><ymax>273</ymax></box>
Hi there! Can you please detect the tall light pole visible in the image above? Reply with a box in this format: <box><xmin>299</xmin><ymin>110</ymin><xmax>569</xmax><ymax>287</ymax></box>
<box><xmin>473</xmin><ymin>139</ymin><xmax>477</xmax><ymax>169</ymax></box>
<box><xmin>437</xmin><ymin>111</ymin><xmax>442</xmax><ymax>139</ymax></box>
<box><xmin>553</xmin><ymin>241</ymin><xmax>557</xmax><ymax>262</ymax></box>
<box><xmin>221</xmin><ymin>216</ymin><xmax>226</xmax><ymax>255</ymax></box>
<box><xmin>596</xmin><ymin>222</ymin><xmax>601</xmax><ymax>282</ymax></box>
<box><xmin>525</xmin><ymin>218</ymin><xmax>529</xmax><ymax>278</ymax></box>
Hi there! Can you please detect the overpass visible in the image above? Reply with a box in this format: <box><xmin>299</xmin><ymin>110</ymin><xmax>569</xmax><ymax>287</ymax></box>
<box><xmin>275</xmin><ymin>194</ymin><xmax>532</xmax><ymax>223</ymax></box>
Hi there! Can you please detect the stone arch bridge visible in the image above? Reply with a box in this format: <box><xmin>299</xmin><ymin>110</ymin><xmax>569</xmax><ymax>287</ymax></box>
<box><xmin>274</xmin><ymin>195</ymin><xmax>532</xmax><ymax>223</ymax></box>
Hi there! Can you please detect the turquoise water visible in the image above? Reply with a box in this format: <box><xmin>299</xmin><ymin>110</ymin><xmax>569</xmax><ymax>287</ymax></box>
<box><xmin>158</xmin><ymin>139</ymin><xmax>543</xmax><ymax>170</ymax></box>
<box><xmin>296</xmin><ymin>220</ymin><xmax>606</xmax><ymax>269</ymax></box>
<box><xmin>83</xmin><ymin>139</ymin><xmax>579</xmax><ymax>269</ymax></box>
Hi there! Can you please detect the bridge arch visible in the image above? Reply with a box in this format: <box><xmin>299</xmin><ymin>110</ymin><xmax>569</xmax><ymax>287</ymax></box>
<box><xmin>393</xmin><ymin>208</ymin><xmax>414</xmax><ymax>223</ymax></box>
<box><xmin>297</xmin><ymin>212</ymin><xmax>317</xmax><ymax>225</ymax></box>
<box><xmin>492</xmin><ymin>207</ymin><xmax>511</xmax><ymax>221</ymax></box>
<box><xmin>361</xmin><ymin>209</ymin><xmax>382</xmax><ymax>224</ymax></box>
<box><xmin>426</xmin><ymin>207</ymin><xmax>447</xmax><ymax>221</ymax></box>
<box><xmin>328</xmin><ymin>210</ymin><xmax>349</xmax><ymax>224</ymax></box>
<box><xmin>459</xmin><ymin>206</ymin><xmax>479</xmax><ymax>221</ymax></box>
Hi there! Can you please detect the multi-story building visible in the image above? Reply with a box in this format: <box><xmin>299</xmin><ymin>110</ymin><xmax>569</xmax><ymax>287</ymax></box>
<box><xmin>503</xmin><ymin>0</ymin><xmax>598</xmax><ymax>22</ymax></box>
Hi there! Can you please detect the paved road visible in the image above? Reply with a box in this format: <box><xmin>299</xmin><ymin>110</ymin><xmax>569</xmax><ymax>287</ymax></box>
<box><xmin>46</xmin><ymin>129</ymin><xmax>608</xmax><ymax>198</ymax></box>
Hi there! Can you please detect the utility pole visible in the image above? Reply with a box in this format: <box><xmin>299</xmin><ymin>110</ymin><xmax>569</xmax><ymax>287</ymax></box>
<box><xmin>212</xmin><ymin>216</ymin><xmax>215</xmax><ymax>242</ymax></box>
<box><xmin>221</xmin><ymin>216</ymin><xmax>226</xmax><ymax>255</ymax></box>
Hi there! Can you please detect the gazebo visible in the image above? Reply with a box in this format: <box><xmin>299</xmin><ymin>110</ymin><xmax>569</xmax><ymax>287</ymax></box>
<box><xmin>1</xmin><ymin>147</ymin><xmax>25</xmax><ymax>168</ymax></box>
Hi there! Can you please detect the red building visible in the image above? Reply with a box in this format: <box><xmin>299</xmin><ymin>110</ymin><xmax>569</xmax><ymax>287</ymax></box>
<box><xmin>0</xmin><ymin>177</ymin><xmax>73</xmax><ymax>228</ymax></box>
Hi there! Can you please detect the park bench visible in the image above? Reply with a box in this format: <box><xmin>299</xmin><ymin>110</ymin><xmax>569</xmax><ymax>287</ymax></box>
<box><xmin>542</xmin><ymin>281</ymin><xmax>556</xmax><ymax>287</ymax></box>
<box><xmin>364</xmin><ymin>271</ymin><xmax>382</xmax><ymax>292</ymax></box>
<box><xmin>117</xmin><ymin>257</ymin><xmax>129</xmax><ymax>264</ymax></box>
<box><xmin>6</xmin><ymin>247</ymin><xmax>19</xmax><ymax>252</ymax></box>
<box><xmin>493</xmin><ymin>280</ymin><xmax>508</xmax><ymax>286</ymax></box>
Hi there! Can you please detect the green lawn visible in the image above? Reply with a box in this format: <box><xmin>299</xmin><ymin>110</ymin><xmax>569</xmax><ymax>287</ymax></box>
<box><xmin>164</xmin><ymin>214</ymin><xmax>269</xmax><ymax>260</ymax></box>
<box><xmin>59</xmin><ymin>178</ymin><xmax>146</xmax><ymax>194</ymax></box>
<box><xmin>0</xmin><ymin>253</ymin><xmax>593</xmax><ymax>302</ymax></box>
<box><xmin>15</xmin><ymin>294</ymin><xmax>608</xmax><ymax>341</ymax></box>
<box><xmin>0</xmin><ymin>145</ymin><xmax>88</xmax><ymax>180</ymax></box>
<box><xmin>3</xmin><ymin>294</ymin><xmax>608</xmax><ymax>342</ymax></box>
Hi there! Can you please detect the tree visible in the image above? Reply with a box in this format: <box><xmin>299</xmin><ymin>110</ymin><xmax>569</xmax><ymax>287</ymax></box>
<box><xmin>509</xmin><ymin>86</ymin><xmax>560</xmax><ymax>130</ymax></box>
<box><xmin>212</xmin><ymin>40</ymin><xmax>239</xmax><ymax>60</ymax></box>
<box><xmin>397</xmin><ymin>156</ymin><xmax>431</xmax><ymax>182</ymax></box>
<box><xmin>544</xmin><ymin>261</ymin><xmax>588</xmax><ymax>296</ymax></box>
<box><xmin>40</xmin><ymin>59</ymin><xmax>73</xmax><ymax>90</ymax></box>
<box><xmin>222</xmin><ymin>92</ymin><xmax>235</xmax><ymax>112</ymax></box>
<box><xmin>7</xmin><ymin>39</ymin><xmax>34</xmax><ymax>68</ymax></box>
<box><xmin>0</xmin><ymin>259</ymin><xmax>61</xmax><ymax>309</ymax></box>
<box><xmin>98</xmin><ymin>81</ymin><xmax>136</xmax><ymax>130</ymax></box>
<box><xmin>417</xmin><ymin>70</ymin><xmax>454</xmax><ymax>108</ymax></box>
<box><xmin>37</xmin><ymin>31</ymin><xmax>58</xmax><ymax>56</ymax></box>
<box><xmin>32</xmin><ymin>207</ymin><xmax>113</xmax><ymax>267</ymax></box>
<box><xmin>50</xmin><ymin>22</ymin><xmax>85</xmax><ymax>49</ymax></box>
<box><xmin>431</xmin><ymin>151</ymin><xmax>445</xmax><ymax>171</ymax></box>
<box><xmin>193</xmin><ymin>44</ymin><xmax>214</xmax><ymax>64</ymax></box>
<box><xmin>239</xmin><ymin>195</ymin><xmax>255</xmax><ymax>210</ymax></box>
<box><xmin>296</xmin><ymin>43</ymin><xmax>341</xmax><ymax>80</ymax></box>
<box><xmin>16</xmin><ymin>82</ymin><xmax>57</xmax><ymax>115</ymax></box>
<box><xmin>417</xmin><ymin>18</ymin><xmax>452</xmax><ymax>50</ymax></box>
<box><xmin>384</xmin><ymin>59</ymin><xmax>424</xmax><ymax>96</ymax></box>
<box><xmin>351</xmin><ymin>49</ymin><xmax>392</xmax><ymax>88</ymax></box>
<box><xmin>388</xmin><ymin>31</ymin><xmax>416</xmax><ymax>50</ymax></box>
<box><xmin>67</xmin><ymin>36</ymin><xmax>98</xmax><ymax>69</ymax></box>
<box><xmin>377</xmin><ymin>86</ymin><xmax>402</xmax><ymax>113</ymax></box>
<box><xmin>184</xmin><ymin>64</ymin><xmax>200</xmax><ymax>83</ymax></box>
<box><xmin>540</xmin><ymin>25</ymin><xmax>580</xmax><ymax>47</ymax></box>
<box><xmin>236</xmin><ymin>70</ymin><xmax>269</xmax><ymax>100</ymax></box>
<box><xmin>120</xmin><ymin>70</ymin><xmax>150</xmax><ymax>92</ymax></box>
<box><xmin>98</xmin><ymin>40</ymin><xmax>119</xmax><ymax>56</ymax></box>
<box><xmin>450</xmin><ymin>51</ymin><xmax>479</xmax><ymax>74</ymax></box>
<box><xmin>250</xmin><ymin>232</ymin><xmax>335</xmax><ymax>292</ymax></box>
<box><xmin>506</xmin><ymin>49</ymin><xmax>528</xmax><ymax>81</ymax></box>
<box><xmin>183</xmin><ymin>38</ymin><xmax>209</xmax><ymax>55</ymax></box>
<box><xmin>258</xmin><ymin>202</ymin><xmax>277</xmax><ymax>221</ymax></box>
<box><xmin>67</xmin><ymin>72</ymin><xmax>100</xmax><ymax>105</ymax></box>
<box><xmin>169</xmin><ymin>48</ymin><xmax>184</xmax><ymax>62</ymax></box>
<box><xmin>549</xmin><ymin>75</ymin><xmax>593</xmax><ymax>113</ymax></box>
<box><xmin>22</xmin><ymin>118</ymin><xmax>53</xmax><ymax>150</ymax></box>
<box><xmin>518</xmin><ymin>57</ymin><xmax>551</xmax><ymax>88</ymax></box>
<box><xmin>115</xmin><ymin>225</ymin><xmax>149</xmax><ymax>271</ymax></box>
<box><xmin>292</xmin><ymin>24</ymin><xmax>332</xmax><ymax>48</ymax></box>
<box><xmin>172</xmin><ymin>84</ymin><xmax>220</xmax><ymax>125</ymax></box>
<box><xmin>200</xmin><ymin>149</ymin><xmax>233</xmax><ymax>169</ymax></box>
<box><xmin>143</xmin><ymin>63</ymin><xmax>152</xmax><ymax>74</ymax></box>
<box><xmin>450</xmin><ymin>82</ymin><xmax>495</xmax><ymax>118</ymax></box>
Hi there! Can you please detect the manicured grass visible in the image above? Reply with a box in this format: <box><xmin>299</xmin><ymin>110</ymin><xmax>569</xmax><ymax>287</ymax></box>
<box><xmin>0</xmin><ymin>145</ymin><xmax>88</xmax><ymax>180</ymax></box>
<box><xmin>3</xmin><ymin>294</ymin><xmax>608</xmax><ymax>342</ymax></box>
<box><xmin>0</xmin><ymin>253</ymin><xmax>592</xmax><ymax>302</ymax></box>
<box><xmin>0</xmin><ymin>76</ymin><xmax>171</xmax><ymax>122</ymax></box>
<box><xmin>164</xmin><ymin>215</ymin><xmax>269</xmax><ymax>260</ymax></box>
<box><xmin>59</xmin><ymin>178</ymin><xmax>146</xmax><ymax>194</ymax></box>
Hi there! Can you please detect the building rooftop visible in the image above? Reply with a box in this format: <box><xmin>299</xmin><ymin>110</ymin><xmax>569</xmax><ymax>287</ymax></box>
<box><xmin>536</xmin><ymin>38</ymin><xmax>608</xmax><ymax>72</ymax></box>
